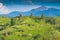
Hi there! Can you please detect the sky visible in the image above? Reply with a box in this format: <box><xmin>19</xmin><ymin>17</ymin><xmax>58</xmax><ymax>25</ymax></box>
<box><xmin>0</xmin><ymin>0</ymin><xmax>60</xmax><ymax>14</ymax></box>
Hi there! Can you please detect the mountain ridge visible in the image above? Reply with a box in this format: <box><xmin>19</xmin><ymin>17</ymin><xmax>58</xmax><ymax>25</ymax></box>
<box><xmin>0</xmin><ymin>6</ymin><xmax>60</xmax><ymax>17</ymax></box>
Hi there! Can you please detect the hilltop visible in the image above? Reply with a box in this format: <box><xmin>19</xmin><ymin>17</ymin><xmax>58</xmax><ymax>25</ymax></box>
<box><xmin>0</xmin><ymin>15</ymin><xmax>60</xmax><ymax>40</ymax></box>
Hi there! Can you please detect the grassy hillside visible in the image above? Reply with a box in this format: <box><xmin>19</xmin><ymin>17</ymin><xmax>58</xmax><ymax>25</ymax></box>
<box><xmin>0</xmin><ymin>16</ymin><xmax>60</xmax><ymax>40</ymax></box>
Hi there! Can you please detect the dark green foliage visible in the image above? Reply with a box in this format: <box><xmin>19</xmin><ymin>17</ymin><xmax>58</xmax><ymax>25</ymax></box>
<box><xmin>2</xmin><ymin>32</ymin><xmax>12</xmax><ymax>37</ymax></box>
<box><xmin>10</xmin><ymin>18</ymin><xmax>14</xmax><ymax>26</ymax></box>
<box><xmin>19</xmin><ymin>13</ymin><xmax>22</xmax><ymax>17</ymax></box>
<box><xmin>56</xmin><ymin>27</ymin><xmax>60</xmax><ymax>32</ymax></box>
<box><xmin>17</xmin><ymin>29</ymin><xmax>24</xmax><ymax>32</ymax></box>
<box><xmin>7</xmin><ymin>32</ymin><xmax>12</xmax><ymax>35</ymax></box>
<box><xmin>2</xmin><ymin>33</ymin><xmax>8</xmax><ymax>36</ymax></box>
<box><xmin>30</xmin><ymin>13</ymin><xmax>33</xmax><ymax>18</ymax></box>
<box><xmin>0</xmin><ymin>37</ymin><xmax>5</xmax><ymax>40</ymax></box>
<box><xmin>0</xmin><ymin>27</ymin><xmax>4</xmax><ymax>31</ymax></box>
<box><xmin>17</xmin><ymin>13</ymin><xmax>22</xmax><ymax>20</ymax></box>
<box><xmin>42</xmin><ymin>37</ymin><xmax>47</xmax><ymax>40</ymax></box>
<box><xmin>41</xmin><ymin>12</ymin><xmax>44</xmax><ymax>19</ymax></box>
<box><xmin>0</xmin><ymin>25</ymin><xmax>6</xmax><ymax>31</ymax></box>
<box><xmin>45</xmin><ymin>18</ymin><xmax>56</xmax><ymax>25</ymax></box>
<box><xmin>21</xmin><ymin>34</ymin><xmax>28</xmax><ymax>37</ymax></box>
<box><xmin>33</xmin><ymin>34</ymin><xmax>40</xmax><ymax>40</ymax></box>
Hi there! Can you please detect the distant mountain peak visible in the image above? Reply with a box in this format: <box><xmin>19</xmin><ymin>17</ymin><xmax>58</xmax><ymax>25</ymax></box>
<box><xmin>36</xmin><ymin>6</ymin><xmax>48</xmax><ymax>11</ymax></box>
<box><xmin>0</xmin><ymin>7</ymin><xmax>60</xmax><ymax>17</ymax></box>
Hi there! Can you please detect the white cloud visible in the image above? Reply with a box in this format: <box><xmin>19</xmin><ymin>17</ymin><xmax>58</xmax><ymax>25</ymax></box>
<box><xmin>0</xmin><ymin>3</ymin><xmax>9</xmax><ymax>14</ymax></box>
<box><xmin>9</xmin><ymin>5</ymin><xmax>40</xmax><ymax>12</ymax></box>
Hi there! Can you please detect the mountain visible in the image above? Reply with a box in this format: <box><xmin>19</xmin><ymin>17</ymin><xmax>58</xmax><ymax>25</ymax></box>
<box><xmin>7</xmin><ymin>11</ymin><xmax>21</xmax><ymax>17</ymax></box>
<box><xmin>0</xmin><ymin>11</ymin><xmax>20</xmax><ymax>18</ymax></box>
<box><xmin>36</xmin><ymin>6</ymin><xmax>48</xmax><ymax>11</ymax></box>
<box><xmin>0</xmin><ymin>6</ymin><xmax>60</xmax><ymax>17</ymax></box>
<box><xmin>21</xmin><ymin>6</ymin><xmax>60</xmax><ymax>17</ymax></box>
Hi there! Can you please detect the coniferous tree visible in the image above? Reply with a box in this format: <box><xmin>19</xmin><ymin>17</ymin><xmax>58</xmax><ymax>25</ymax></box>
<box><xmin>30</xmin><ymin>13</ymin><xmax>33</xmax><ymax>16</ymax></box>
<box><xmin>18</xmin><ymin>13</ymin><xmax>22</xmax><ymax>20</ymax></box>
<box><xmin>19</xmin><ymin>13</ymin><xmax>22</xmax><ymax>17</ymax></box>
<box><xmin>41</xmin><ymin>12</ymin><xmax>44</xmax><ymax>19</ymax></box>
<box><xmin>30</xmin><ymin>13</ymin><xmax>33</xmax><ymax>18</ymax></box>
<box><xmin>10</xmin><ymin>18</ymin><xmax>14</xmax><ymax>26</ymax></box>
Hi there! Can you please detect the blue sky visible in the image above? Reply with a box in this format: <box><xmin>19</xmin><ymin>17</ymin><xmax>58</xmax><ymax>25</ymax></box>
<box><xmin>0</xmin><ymin>0</ymin><xmax>60</xmax><ymax>14</ymax></box>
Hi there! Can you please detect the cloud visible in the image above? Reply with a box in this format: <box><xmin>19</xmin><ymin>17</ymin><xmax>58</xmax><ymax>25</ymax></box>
<box><xmin>0</xmin><ymin>3</ymin><xmax>9</xmax><ymax>14</ymax></box>
<box><xmin>8</xmin><ymin>5</ymin><xmax>40</xmax><ymax>12</ymax></box>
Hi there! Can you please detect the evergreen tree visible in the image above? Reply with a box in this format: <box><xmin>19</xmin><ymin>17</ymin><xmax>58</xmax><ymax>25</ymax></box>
<box><xmin>41</xmin><ymin>12</ymin><xmax>44</xmax><ymax>19</ymax></box>
<box><xmin>19</xmin><ymin>13</ymin><xmax>22</xmax><ymax>17</ymax></box>
<box><xmin>17</xmin><ymin>13</ymin><xmax>22</xmax><ymax>20</ymax></box>
<box><xmin>30</xmin><ymin>13</ymin><xmax>33</xmax><ymax>18</ymax></box>
<box><xmin>30</xmin><ymin>13</ymin><xmax>33</xmax><ymax>16</ymax></box>
<box><xmin>10</xmin><ymin>18</ymin><xmax>14</xmax><ymax>26</ymax></box>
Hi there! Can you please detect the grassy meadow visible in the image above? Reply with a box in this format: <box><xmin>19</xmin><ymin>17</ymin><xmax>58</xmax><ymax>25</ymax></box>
<box><xmin>0</xmin><ymin>14</ymin><xmax>60</xmax><ymax>40</ymax></box>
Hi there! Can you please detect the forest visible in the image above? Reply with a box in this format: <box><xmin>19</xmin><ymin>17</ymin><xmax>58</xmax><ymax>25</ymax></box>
<box><xmin>0</xmin><ymin>13</ymin><xmax>60</xmax><ymax>40</ymax></box>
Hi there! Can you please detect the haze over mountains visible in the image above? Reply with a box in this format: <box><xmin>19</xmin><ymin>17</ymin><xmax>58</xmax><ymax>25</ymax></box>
<box><xmin>0</xmin><ymin>6</ymin><xmax>60</xmax><ymax>17</ymax></box>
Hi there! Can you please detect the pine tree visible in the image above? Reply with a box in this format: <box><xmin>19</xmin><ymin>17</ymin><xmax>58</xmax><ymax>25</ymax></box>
<box><xmin>19</xmin><ymin>13</ymin><xmax>22</xmax><ymax>17</ymax></box>
<box><xmin>41</xmin><ymin>12</ymin><xmax>44</xmax><ymax>19</ymax></box>
<box><xmin>18</xmin><ymin>13</ymin><xmax>22</xmax><ymax>20</ymax></box>
<box><xmin>10</xmin><ymin>18</ymin><xmax>14</xmax><ymax>26</ymax></box>
<box><xmin>30</xmin><ymin>13</ymin><xmax>33</xmax><ymax>18</ymax></box>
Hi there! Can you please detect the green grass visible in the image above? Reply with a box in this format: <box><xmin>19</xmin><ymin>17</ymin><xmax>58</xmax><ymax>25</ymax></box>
<box><xmin>0</xmin><ymin>16</ymin><xmax>60</xmax><ymax>40</ymax></box>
